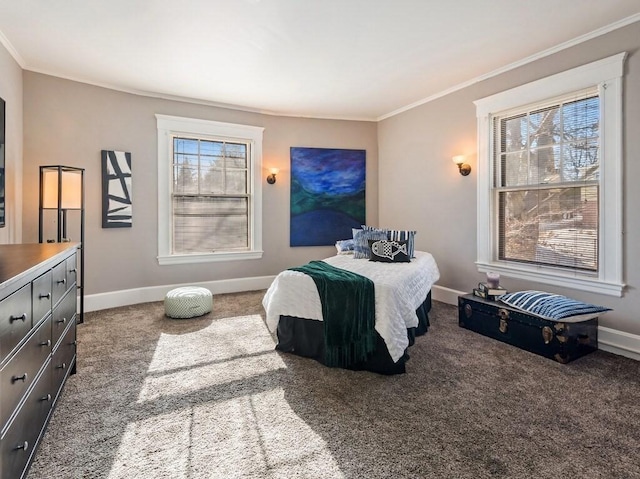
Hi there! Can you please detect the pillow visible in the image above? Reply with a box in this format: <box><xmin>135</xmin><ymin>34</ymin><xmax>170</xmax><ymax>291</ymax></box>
<box><xmin>352</xmin><ymin>229</ymin><xmax>388</xmax><ymax>259</ymax></box>
<box><xmin>368</xmin><ymin>239</ymin><xmax>410</xmax><ymax>263</ymax></box>
<box><xmin>361</xmin><ymin>225</ymin><xmax>387</xmax><ymax>234</ymax></box>
<box><xmin>387</xmin><ymin>229</ymin><xmax>416</xmax><ymax>258</ymax></box>
<box><xmin>362</xmin><ymin>225</ymin><xmax>417</xmax><ymax>258</ymax></box>
<box><xmin>335</xmin><ymin>239</ymin><xmax>355</xmax><ymax>254</ymax></box>
<box><xmin>499</xmin><ymin>290</ymin><xmax>612</xmax><ymax>322</ymax></box>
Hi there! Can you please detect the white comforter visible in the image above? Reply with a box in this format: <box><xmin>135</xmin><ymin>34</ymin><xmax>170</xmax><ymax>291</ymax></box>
<box><xmin>262</xmin><ymin>251</ymin><xmax>440</xmax><ymax>362</ymax></box>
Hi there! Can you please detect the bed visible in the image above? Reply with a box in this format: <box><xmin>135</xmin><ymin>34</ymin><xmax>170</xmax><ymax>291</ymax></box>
<box><xmin>263</xmin><ymin>251</ymin><xmax>440</xmax><ymax>374</ymax></box>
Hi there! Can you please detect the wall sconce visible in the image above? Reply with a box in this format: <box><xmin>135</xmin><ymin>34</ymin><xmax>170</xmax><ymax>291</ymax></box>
<box><xmin>452</xmin><ymin>155</ymin><xmax>471</xmax><ymax>176</ymax></box>
<box><xmin>266</xmin><ymin>167</ymin><xmax>279</xmax><ymax>184</ymax></box>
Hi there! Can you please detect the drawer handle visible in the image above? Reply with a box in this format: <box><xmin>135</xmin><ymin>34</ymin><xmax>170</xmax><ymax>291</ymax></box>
<box><xmin>11</xmin><ymin>373</ymin><xmax>28</xmax><ymax>383</ymax></box>
<box><xmin>40</xmin><ymin>339</ymin><xmax>52</xmax><ymax>347</ymax></box>
<box><xmin>57</xmin><ymin>362</ymin><xmax>67</xmax><ymax>370</ymax></box>
<box><xmin>14</xmin><ymin>441</ymin><xmax>29</xmax><ymax>451</ymax></box>
<box><xmin>71</xmin><ymin>340</ymin><xmax>78</xmax><ymax>346</ymax></box>
<box><xmin>40</xmin><ymin>292</ymin><xmax>51</xmax><ymax>300</ymax></box>
<box><xmin>69</xmin><ymin>268</ymin><xmax>77</xmax><ymax>273</ymax></box>
<box><xmin>40</xmin><ymin>393</ymin><xmax>52</xmax><ymax>402</ymax></box>
<box><xmin>57</xmin><ymin>278</ymin><xmax>67</xmax><ymax>285</ymax></box>
<box><xmin>9</xmin><ymin>313</ymin><xmax>27</xmax><ymax>323</ymax></box>
<box><xmin>56</xmin><ymin>317</ymin><xmax>67</xmax><ymax>325</ymax></box>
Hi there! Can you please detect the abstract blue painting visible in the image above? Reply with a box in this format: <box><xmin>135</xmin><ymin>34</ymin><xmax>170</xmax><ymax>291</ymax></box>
<box><xmin>290</xmin><ymin>147</ymin><xmax>366</xmax><ymax>246</ymax></box>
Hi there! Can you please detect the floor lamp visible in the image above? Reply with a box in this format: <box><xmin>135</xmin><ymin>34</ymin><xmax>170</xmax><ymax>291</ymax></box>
<box><xmin>38</xmin><ymin>165</ymin><xmax>85</xmax><ymax>323</ymax></box>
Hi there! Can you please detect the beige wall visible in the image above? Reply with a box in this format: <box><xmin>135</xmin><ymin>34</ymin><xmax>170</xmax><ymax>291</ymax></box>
<box><xmin>378</xmin><ymin>21</ymin><xmax>640</xmax><ymax>336</ymax></box>
<box><xmin>0</xmin><ymin>42</ymin><xmax>23</xmax><ymax>244</ymax></box>
<box><xmin>22</xmin><ymin>73</ymin><xmax>378</xmax><ymax>295</ymax></box>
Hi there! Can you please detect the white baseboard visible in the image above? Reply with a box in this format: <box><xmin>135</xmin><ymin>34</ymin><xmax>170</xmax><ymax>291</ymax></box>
<box><xmin>431</xmin><ymin>285</ymin><xmax>640</xmax><ymax>362</ymax></box>
<box><xmin>84</xmin><ymin>279</ymin><xmax>640</xmax><ymax>362</ymax></box>
<box><xmin>598</xmin><ymin>327</ymin><xmax>640</xmax><ymax>361</ymax></box>
<box><xmin>431</xmin><ymin>285</ymin><xmax>463</xmax><ymax>306</ymax></box>
<box><xmin>84</xmin><ymin>276</ymin><xmax>276</xmax><ymax>312</ymax></box>
<box><xmin>87</xmin><ymin>279</ymin><xmax>455</xmax><ymax>312</ymax></box>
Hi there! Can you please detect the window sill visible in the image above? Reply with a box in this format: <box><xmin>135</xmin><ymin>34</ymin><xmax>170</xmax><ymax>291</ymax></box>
<box><xmin>476</xmin><ymin>261</ymin><xmax>625</xmax><ymax>297</ymax></box>
<box><xmin>158</xmin><ymin>250</ymin><xmax>264</xmax><ymax>265</ymax></box>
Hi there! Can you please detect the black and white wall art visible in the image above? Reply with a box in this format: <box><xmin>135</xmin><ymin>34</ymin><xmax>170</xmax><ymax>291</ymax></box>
<box><xmin>101</xmin><ymin>150</ymin><xmax>132</xmax><ymax>228</ymax></box>
<box><xmin>0</xmin><ymin>97</ymin><xmax>5</xmax><ymax>228</ymax></box>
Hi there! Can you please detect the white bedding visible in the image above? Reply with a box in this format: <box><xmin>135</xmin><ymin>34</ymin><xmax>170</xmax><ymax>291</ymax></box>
<box><xmin>262</xmin><ymin>251</ymin><xmax>440</xmax><ymax>362</ymax></box>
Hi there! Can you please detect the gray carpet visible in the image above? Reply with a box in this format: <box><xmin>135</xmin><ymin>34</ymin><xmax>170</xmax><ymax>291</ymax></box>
<box><xmin>27</xmin><ymin>291</ymin><xmax>640</xmax><ymax>479</ymax></box>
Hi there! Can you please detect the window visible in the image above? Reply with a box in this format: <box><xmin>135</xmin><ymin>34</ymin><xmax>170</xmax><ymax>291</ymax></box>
<box><xmin>156</xmin><ymin>115</ymin><xmax>264</xmax><ymax>265</ymax></box>
<box><xmin>495</xmin><ymin>90</ymin><xmax>600</xmax><ymax>271</ymax></box>
<box><xmin>474</xmin><ymin>53</ymin><xmax>626</xmax><ymax>296</ymax></box>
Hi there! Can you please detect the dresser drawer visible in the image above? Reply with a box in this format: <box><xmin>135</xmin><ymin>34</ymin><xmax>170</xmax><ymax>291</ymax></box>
<box><xmin>0</xmin><ymin>315</ymin><xmax>52</xmax><ymax>431</ymax></box>
<box><xmin>52</xmin><ymin>288</ymin><xmax>76</xmax><ymax>349</ymax></box>
<box><xmin>66</xmin><ymin>254</ymin><xmax>77</xmax><ymax>288</ymax></box>
<box><xmin>32</xmin><ymin>270</ymin><xmax>53</xmax><ymax>326</ymax></box>
<box><xmin>0</xmin><ymin>285</ymin><xmax>32</xmax><ymax>363</ymax></box>
<box><xmin>0</xmin><ymin>362</ymin><xmax>53</xmax><ymax>479</ymax></box>
<box><xmin>51</xmin><ymin>260</ymin><xmax>69</xmax><ymax>308</ymax></box>
<box><xmin>52</xmin><ymin>320</ymin><xmax>76</xmax><ymax>401</ymax></box>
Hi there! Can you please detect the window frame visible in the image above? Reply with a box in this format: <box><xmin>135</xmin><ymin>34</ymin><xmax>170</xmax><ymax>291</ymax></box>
<box><xmin>156</xmin><ymin>115</ymin><xmax>264</xmax><ymax>265</ymax></box>
<box><xmin>474</xmin><ymin>53</ymin><xmax>626</xmax><ymax>297</ymax></box>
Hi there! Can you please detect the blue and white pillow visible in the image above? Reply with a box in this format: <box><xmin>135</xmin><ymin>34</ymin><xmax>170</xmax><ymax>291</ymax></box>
<box><xmin>352</xmin><ymin>228</ymin><xmax>388</xmax><ymax>259</ymax></box>
<box><xmin>387</xmin><ymin>229</ymin><xmax>416</xmax><ymax>258</ymax></box>
<box><xmin>499</xmin><ymin>290</ymin><xmax>611</xmax><ymax>322</ymax></box>
<box><xmin>335</xmin><ymin>239</ymin><xmax>355</xmax><ymax>255</ymax></box>
<box><xmin>362</xmin><ymin>225</ymin><xmax>417</xmax><ymax>258</ymax></box>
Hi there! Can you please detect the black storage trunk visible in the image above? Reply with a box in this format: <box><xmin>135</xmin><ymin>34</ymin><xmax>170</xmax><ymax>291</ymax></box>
<box><xmin>458</xmin><ymin>294</ymin><xmax>598</xmax><ymax>363</ymax></box>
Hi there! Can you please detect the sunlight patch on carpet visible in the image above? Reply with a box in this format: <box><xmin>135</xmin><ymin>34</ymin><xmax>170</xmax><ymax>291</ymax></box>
<box><xmin>147</xmin><ymin>314</ymin><xmax>277</xmax><ymax>374</ymax></box>
<box><xmin>107</xmin><ymin>408</ymin><xmax>192</xmax><ymax>478</ymax></box>
<box><xmin>105</xmin><ymin>314</ymin><xmax>345</xmax><ymax>478</ymax></box>
<box><xmin>137</xmin><ymin>314</ymin><xmax>286</xmax><ymax>403</ymax></box>
<box><xmin>109</xmin><ymin>388</ymin><xmax>344</xmax><ymax>478</ymax></box>
<box><xmin>191</xmin><ymin>388</ymin><xmax>344</xmax><ymax>478</ymax></box>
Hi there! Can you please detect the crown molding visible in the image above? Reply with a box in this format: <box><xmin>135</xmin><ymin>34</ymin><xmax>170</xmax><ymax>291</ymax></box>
<box><xmin>378</xmin><ymin>13</ymin><xmax>640</xmax><ymax>121</ymax></box>
<box><xmin>0</xmin><ymin>28</ymin><xmax>25</xmax><ymax>68</ymax></box>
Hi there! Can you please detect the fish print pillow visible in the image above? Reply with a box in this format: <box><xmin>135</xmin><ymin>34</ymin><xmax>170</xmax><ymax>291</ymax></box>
<box><xmin>368</xmin><ymin>240</ymin><xmax>411</xmax><ymax>263</ymax></box>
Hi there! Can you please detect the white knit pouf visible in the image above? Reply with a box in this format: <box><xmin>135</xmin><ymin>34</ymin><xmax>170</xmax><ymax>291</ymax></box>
<box><xmin>164</xmin><ymin>286</ymin><xmax>213</xmax><ymax>319</ymax></box>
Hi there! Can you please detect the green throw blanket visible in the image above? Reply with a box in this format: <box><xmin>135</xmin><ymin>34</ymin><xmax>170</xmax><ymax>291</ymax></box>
<box><xmin>289</xmin><ymin>260</ymin><xmax>376</xmax><ymax>367</ymax></box>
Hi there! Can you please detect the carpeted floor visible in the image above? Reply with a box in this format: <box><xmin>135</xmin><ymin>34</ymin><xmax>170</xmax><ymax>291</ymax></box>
<box><xmin>27</xmin><ymin>291</ymin><xmax>640</xmax><ymax>479</ymax></box>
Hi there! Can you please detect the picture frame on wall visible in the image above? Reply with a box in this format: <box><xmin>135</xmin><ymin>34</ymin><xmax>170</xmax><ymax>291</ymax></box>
<box><xmin>0</xmin><ymin>97</ymin><xmax>5</xmax><ymax>228</ymax></box>
<box><xmin>101</xmin><ymin>150</ymin><xmax>132</xmax><ymax>228</ymax></box>
<box><xmin>290</xmin><ymin>147</ymin><xmax>366</xmax><ymax>246</ymax></box>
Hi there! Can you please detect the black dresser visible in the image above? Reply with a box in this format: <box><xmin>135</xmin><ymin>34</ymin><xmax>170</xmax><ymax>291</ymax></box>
<box><xmin>0</xmin><ymin>243</ymin><xmax>78</xmax><ymax>479</ymax></box>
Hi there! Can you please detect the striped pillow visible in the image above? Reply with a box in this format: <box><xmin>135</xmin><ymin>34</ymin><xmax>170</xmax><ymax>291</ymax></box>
<box><xmin>387</xmin><ymin>229</ymin><xmax>416</xmax><ymax>258</ymax></box>
<box><xmin>499</xmin><ymin>290</ymin><xmax>611</xmax><ymax>322</ymax></box>
<box><xmin>361</xmin><ymin>225</ymin><xmax>416</xmax><ymax>258</ymax></box>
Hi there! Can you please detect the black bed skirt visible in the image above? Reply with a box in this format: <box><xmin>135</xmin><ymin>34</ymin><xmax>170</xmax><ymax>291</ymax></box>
<box><xmin>275</xmin><ymin>292</ymin><xmax>432</xmax><ymax>375</ymax></box>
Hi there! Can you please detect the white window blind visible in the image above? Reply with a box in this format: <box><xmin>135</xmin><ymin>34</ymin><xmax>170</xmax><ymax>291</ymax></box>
<box><xmin>493</xmin><ymin>89</ymin><xmax>600</xmax><ymax>272</ymax></box>
<box><xmin>172</xmin><ymin>137</ymin><xmax>250</xmax><ymax>254</ymax></box>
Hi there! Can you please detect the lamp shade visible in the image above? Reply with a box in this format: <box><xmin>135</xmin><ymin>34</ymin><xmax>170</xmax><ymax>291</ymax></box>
<box><xmin>42</xmin><ymin>169</ymin><xmax>83</xmax><ymax>209</ymax></box>
<box><xmin>452</xmin><ymin>155</ymin><xmax>466</xmax><ymax>165</ymax></box>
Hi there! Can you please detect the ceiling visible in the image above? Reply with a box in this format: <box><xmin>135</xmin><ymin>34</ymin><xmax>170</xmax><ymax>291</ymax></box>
<box><xmin>1</xmin><ymin>1</ymin><xmax>639</xmax><ymax>121</ymax></box>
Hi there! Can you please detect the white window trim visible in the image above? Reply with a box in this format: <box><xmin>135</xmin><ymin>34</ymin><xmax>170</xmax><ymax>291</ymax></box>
<box><xmin>156</xmin><ymin>114</ymin><xmax>264</xmax><ymax>265</ymax></box>
<box><xmin>474</xmin><ymin>53</ymin><xmax>626</xmax><ymax>297</ymax></box>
